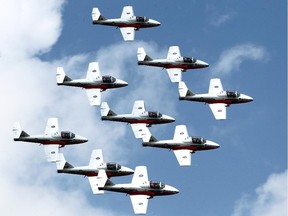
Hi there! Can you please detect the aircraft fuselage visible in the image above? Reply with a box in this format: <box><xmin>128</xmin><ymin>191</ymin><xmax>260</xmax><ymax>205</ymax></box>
<box><xmin>58</xmin><ymin>79</ymin><xmax>127</xmax><ymax>90</ymax></box>
<box><xmin>14</xmin><ymin>135</ymin><xmax>87</xmax><ymax>145</ymax></box>
<box><xmin>101</xmin><ymin>114</ymin><xmax>175</xmax><ymax>125</ymax></box>
<box><xmin>180</xmin><ymin>93</ymin><xmax>253</xmax><ymax>105</ymax></box>
<box><xmin>143</xmin><ymin>139</ymin><xmax>220</xmax><ymax>151</ymax></box>
<box><xmin>99</xmin><ymin>184</ymin><xmax>178</xmax><ymax>197</ymax></box>
<box><xmin>93</xmin><ymin>18</ymin><xmax>160</xmax><ymax>29</ymax></box>
<box><xmin>138</xmin><ymin>59</ymin><xmax>209</xmax><ymax>70</ymax></box>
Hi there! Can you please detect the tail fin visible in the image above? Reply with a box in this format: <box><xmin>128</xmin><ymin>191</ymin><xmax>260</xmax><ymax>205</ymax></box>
<box><xmin>137</xmin><ymin>47</ymin><xmax>153</xmax><ymax>62</ymax></box>
<box><xmin>92</xmin><ymin>8</ymin><xmax>106</xmax><ymax>23</ymax></box>
<box><xmin>56</xmin><ymin>153</ymin><xmax>74</xmax><ymax>171</ymax></box>
<box><xmin>12</xmin><ymin>122</ymin><xmax>29</xmax><ymax>140</ymax></box>
<box><xmin>56</xmin><ymin>67</ymin><xmax>72</xmax><ymax>84</ymax></box>
<box><xmin>178</xmin><ymin>81</ymin><xmax>194</xmax><ymax>98</ymax></box>
<box><xmin>88</xmin><ymin>169</ymin><xmax>109</xmax><ymax>195</ymax></box>
<box><xmin>100</xmin><ymin>102</ymin><xmax>116</xmax><ymax>117</ymax></box>
<box><xmin>141</xmin><ymin>127</ymin><xmax>158</xmax><ymax>143</ymax></box>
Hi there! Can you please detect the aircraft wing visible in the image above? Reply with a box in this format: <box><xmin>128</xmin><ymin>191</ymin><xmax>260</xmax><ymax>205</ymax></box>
<box><xmin>167</xmin><ymin>46</ymin><xmax>181</xmax><ymax>60</ymax></box>
<box><xmin>121</xmin><ymin>6</ymin><xmax>134</xmax><ymax>19</ymax></box>
<box><xmin>120</xmin><ymin>27</ymin><xmax>135</xmax><ymax>41</ymax></box>
<box><xmin>208</xmin><ymin>78</ymin><xmax>223</xmax><ymax>95</ymax></box>
<box><xmin>44</xmin><ymin>144</ymin><xmax>59</xmax><ymax>162</ymax></box>
<box><xmin>173</xmin><ymin>149</ymin><xmax>192</xmax><ymax>166</ymax></box>
<box><xmin>89</xmin><ymin>149</ymin><xmax>104</xmax><ymax>167</ymax></box>
<box><xmin>209</xmin><ymin>103</ymin><xmax>226</xmax><ymax>120</ymax></box>
<box><xmin>86</xmin><ymin>62</ymin><xmax>101</xmax><ymax>81</ymax></box>
<box><xmin>45</xmin><ymin>118</ymin><xmax>59</xmax><ymax>137</ymax></box>
<box><xmin>132</xmin><ymin>100</ymin><xmax>145</xmax><ymax>115</ymax></box>
<box><xmin>130</xmin><ymin>195</ymin><xmax>149</xmax><ymax>215</ymax></box>
<box><xmin>130</xmin><ymin>123</ymin><xmax>148</xmax><ymax>139</ymax></box>
<box><xmin>88</xmin><ymin>169</ymin><xmax>107</xmax><ymax>194</ymax></box>
<box><xmin>173</xmin><ymin>125</ymin><xmax>189</xmax><ymax>141</ymax></box>
<box><xmin>131</xmin><ymin>166</ymin><xmax>148</xmax><ymax>186</ymax></box>
<box><xmin>166</xmin><ymin>68</ymin><xmax>182</xmax><ymax>82</ymax></box>
<box><xmin>86</xmin><ymin>88</ymin><xmax>101</xmax><ymax>106</ymax></box>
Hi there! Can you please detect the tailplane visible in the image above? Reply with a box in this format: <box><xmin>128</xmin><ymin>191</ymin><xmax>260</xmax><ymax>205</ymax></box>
<box><xmin>12</xmin><ymin>122</ymin><xmax>29</xmax><ymax>140</ymax></box>
<box><xmin>137</xmin><ymin>47</ymin><xmax>153</xmax><ymax>62</ymax></box>
<box><xmin>92</xmin><ymin>8</ymin><xmax>106</xmax><ymax>23</ymax></box>
<box><xmin>56</xmin><ymin>67</ymin><xmax>72</xmax><ymax>84</ymax></box>
<box><xmin>56</xmin><ymin>153</ymin><xmax>74</xmax><ymax>171</ymax></box>
<box><xmin>178</xmin><ymin>81</ymin><xmax>194</xmax><ymax>98</ymax></box>
<box><xmin>88</xmin><ymin>169</ymin><xmax>110</xmax><ymax>195</ymax></box>
<box><xmin>100</xmin><ymin>102</ymin><xmax>116</xmax><ymax>117</ymax></box>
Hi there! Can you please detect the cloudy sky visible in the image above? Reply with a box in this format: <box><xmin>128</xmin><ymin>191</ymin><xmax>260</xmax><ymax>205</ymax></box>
<box><xmin>1</xmin><ymin>0</ymin><xmax>286</xmax><ymax>215</ymax></box>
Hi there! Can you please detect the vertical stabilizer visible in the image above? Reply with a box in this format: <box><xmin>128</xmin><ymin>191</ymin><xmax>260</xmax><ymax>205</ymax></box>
<box><xmin>56</xmin><ymin>67</ymin><xmax>72</xmax><ymax>84</ymax></box>
<box><xmin>137</xmin><ymin>47</ymin><xmax>153</xmax><ymax>62</ymax></box>
<box><xmin>88</xmin><ymin>169</ymin><xmax>108</xmax><ymax>194</ymax></box>
<box><xmin>92</xmin><ymin>8</ymin><xmax>106</xmax><ymax>22</ymax></box>
<box><xmin>56</xmin><ymin>153</ymin><xmax>74</xmax><ymax>170</ymax></box>
<box><xmin>178</xmin><ymin>81</ymin><xmax>194</xmax><ymax>97</ymax></box>
<box><xmin>12</xmin><ymin>122</ymin><xmax>29</xmax><ymax>139</ymax></box>
<box><xmin>100</xmin><ymin>102</ymin><xmax>116</xmax><ymax>117</ymax></box>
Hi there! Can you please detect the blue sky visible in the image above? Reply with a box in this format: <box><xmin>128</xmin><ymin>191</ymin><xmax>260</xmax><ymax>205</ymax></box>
<box><xmin>1</xmin><ymin>0</ymin><xmax>287</xmax><ymax>215</ymax></box>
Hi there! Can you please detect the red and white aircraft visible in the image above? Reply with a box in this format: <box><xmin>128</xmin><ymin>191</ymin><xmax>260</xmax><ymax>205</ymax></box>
<box><xmin>56</xmin><ymin>62</ymin><xmax>128</xmax><ymax>106</ymax></box>
<box><xmin>92</xmin><ymin>6</ymin><xmax>160</xmax><ymax>41</ymax></box>
<box><xmin>179</xmin><ymin>78</ymin><xmax>253</xmax><ymax>120</ymax></box>
<box><xmin>92</xmin><ymin>166</ymin><xmax>179</xmax><ymax>214</ymax></box>
<box><xmin>13</xmin><ymin>118</ymin><xmax>88</xmax><ymax>162</ymax></box>
<box><xmin>137</xmin><ymin>46</ymin><xmax>209</xmax><ymax>82</ymax></box>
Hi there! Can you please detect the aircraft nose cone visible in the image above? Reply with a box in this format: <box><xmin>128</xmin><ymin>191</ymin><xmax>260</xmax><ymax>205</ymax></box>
<box><xmin>122</xmin><ymin>166</ymin><xmax>134</xmax><ymax>175</ymax></box>
<box><xmin>163</xmin><ymin>115</ymin><xmax>175</xmax><ymax>122</ymax></box>
<box><xmin>206</xmin><ymin>140</ymin><xmax>220</xmax><ymax>149</ymax></box>
<box><xmin>197</xmin><ymin>59</ymin><xmax>209</xmax><ymax>68</ymax></box>
<box><xmin>150</xmin><ymin>19</ymin><xmax>161</xmax><ymax>26</ymax></box>
<box><xmin>117</xmin><ymin>79</ymin><xmax>128</xmax><ymax>87</ymax></box>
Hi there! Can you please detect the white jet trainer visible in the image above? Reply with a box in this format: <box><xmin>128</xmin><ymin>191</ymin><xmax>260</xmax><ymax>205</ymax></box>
<box><xmin>179</xmin><ymin>78</ymin><xmax>253</xmax><ymax>120</ymax></box>
<box><xmin>100</xmin><ymin>100</ymin><xmax>175</xmax><ymax>139</ymax></box>
<box><xmin>92</xmin><ymin>166</ymin><xmax>179</xmax><ymax>214</ymax></box>
<box><xmin>140</xmin><ymin>125</ymin><xmax>220</xmax><ymax>166</ymax></box>
<box><xmin>137</xmin><ymin>46</ymin><xmax>209</xmax><ymax>82</ymax></box>
<box><xmin>13</xmin><ymin>118</ymin><xmax>88</xmax><ymax>162</ymax></box>
<box><xmin>56</xmin><ymin>149</ymin><xmax>134</xmax><ymax>193</ymax></box>
<box><xmin>56</xmin><ymin>62</ymin><xmax>128</xmax><ymax>106</ymax></box>
<box><xmin>92</xmin><ymin>6</ymin><xmax>160</xmax><ymax>41</ymax></box>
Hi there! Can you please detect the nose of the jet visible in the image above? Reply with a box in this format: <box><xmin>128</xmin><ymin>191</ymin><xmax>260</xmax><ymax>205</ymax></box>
<box><xmin>78</xmin><ymin>135</ymin><xmax>88</xmax><ymax>143</ymax></box>
<box><xmin>150</xmin><ymin>19</ymin><xmax>161</xmax><ymax>26</ymax></box>
<box><xmin>206</xmin><ymin>140</ymin><xmax>220</xmax><ymax>149</ymax></box>
<box><xmin>117</xmin><ymin>79</ymin><xmax>128</xmax><ymax>87</ymax></box>
<box><xmin>197</xmin><ymin>59</ymin><xmax>209</xmax><ymax>68</ymax></box>
<box><xmin>246</xmin><ymin>95</ymin><xmax>253</xmax><ymax>102</ymax></box>
<box><xmin>121</xmin><ymin>166</ymin><xmax>134</xmax><ymax>175</ymax></box>
<box><xmin>167</xmin><ymin>185</ymin><xmax>179</xmax><ymax>194</ymax></box>
<box><xmin>163</xmin><ymin>115</ymin><xmax>175</xmax><ymax>122</ymax></box>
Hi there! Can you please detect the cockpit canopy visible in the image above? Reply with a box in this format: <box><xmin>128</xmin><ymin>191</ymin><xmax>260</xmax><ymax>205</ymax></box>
<box><xmin>183</xmin><ymin>57</ymin><xmax>197</xmax><ymax>63</ymax></box>
<box><xmin>136</xmin><ymin>16</ymin><xmax>149</xmax><ymax>22</ymax></box>
<box><xmin>149</xmin><ymin>181</ymin><xmax>165</xmax><ymax>189</ymax></box>
<box><xmin>102</xmin><ymin>75</ymin><xmax>116</xmax><ymax>83</ymax></box>
<box><xmin>226</xmin><ymin>91</ymin><xmax>240</xmax><ymax>98</ymax></box>
<box><xmin>61</xmin><ymin>131</ymin><xmax>75</xmax><ymax>139</ymax></box>
<box><xmin>192</xmin><ymin>136</ymin><xmax>206</xmax><ymax>144</ymax></box>
<box><xmin>106</xmin><ymin>162</ymin><xmax>121</xmax><ymax>171</ymax></box>
<box><xmin>148</xmin><ymin>111</ymin><xmax>162</xmax><ymax>118</ymax></box>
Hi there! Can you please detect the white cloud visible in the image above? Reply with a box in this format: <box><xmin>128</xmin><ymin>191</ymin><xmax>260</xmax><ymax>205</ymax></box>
<box><xmin>212</xmin><ymin>43</ymin><xmax>267</xmax><ymax>75</ymax></box>
<box><xmin>211</xmin><ymin>13</ymin><xmax>235</xmax><ymax>27</ymax></box>
<box><xmin>232</xmin><ymin>170</ymin><xmax>287</xmax><ymax>216</ymax></box>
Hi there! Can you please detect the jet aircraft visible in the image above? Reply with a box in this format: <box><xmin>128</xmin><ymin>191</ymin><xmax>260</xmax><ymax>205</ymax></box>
<box><xmin>140</xmin><ymin>125</ymin><xmax>220</xmax><ymax>166</ymax></box>
<box><xmin>92</xmin><ymin>166</ymin><xmax>179</xmax><ymax>214</ymax></box>
<box><xmin>137</xmin><ymin>46</ymin><xmax>209</xmax><ymax>82</ymax></box>
<box><xmin>56</xmin><ymin>62</ymin><xmax>128</xmax><ymax>106</ymax></box>
<box><xmin>100</xmin><ymin>100</ymin><xmax>175</xmax><ymax>138</ymax></box>
<box><xmin>13</xmin><ymin>118</ymin><xmax>88</xmax><ymax>162</ymax></box>
<box><xmin>178</xmin><ymin>79</ymin><xmax>253</xmax><ymax>120</ymax></box>
<box><xmin>56</xmin><ymin>149</ymin><xmax>134</xmax><ymax>193</ymax></box>
<box><xmin>92</xmin><ymin>6</ymin><xmax>160</xmax><ymax>41</ymax></box>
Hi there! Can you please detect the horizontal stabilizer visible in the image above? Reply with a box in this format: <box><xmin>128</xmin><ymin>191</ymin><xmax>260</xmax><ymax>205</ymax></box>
<box><xmin>56</xmin><ymin>153</ymin><xmax>74</xmax><ymax>170</ymax></box>
<box><xmin>179</xmin><ymin>81</ymin><xmax>194</xmax><ymax>97</ymax></box>
<box><xmin>56</xmin><ymin>67</ymin><xmax>72</xmax><ymax>84</ymax></box>
<box><xmin>12</xmin><ymin>122</ymin><xmax>29</xmax><ymax>139</ymax></box>
<box><xmin>100</xmin><ymin>102</ymin><xmax>116</xmax><ymax>116</ymax></box>
<box><xmin>137</xmin><ymin>47</ymin><xmax>153</xmax><ymax>62</ymax></box>
<box><xmin>92</xmin><ymin>8</ymin><xmax>106</xmax><ymax>22</ymax></box>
